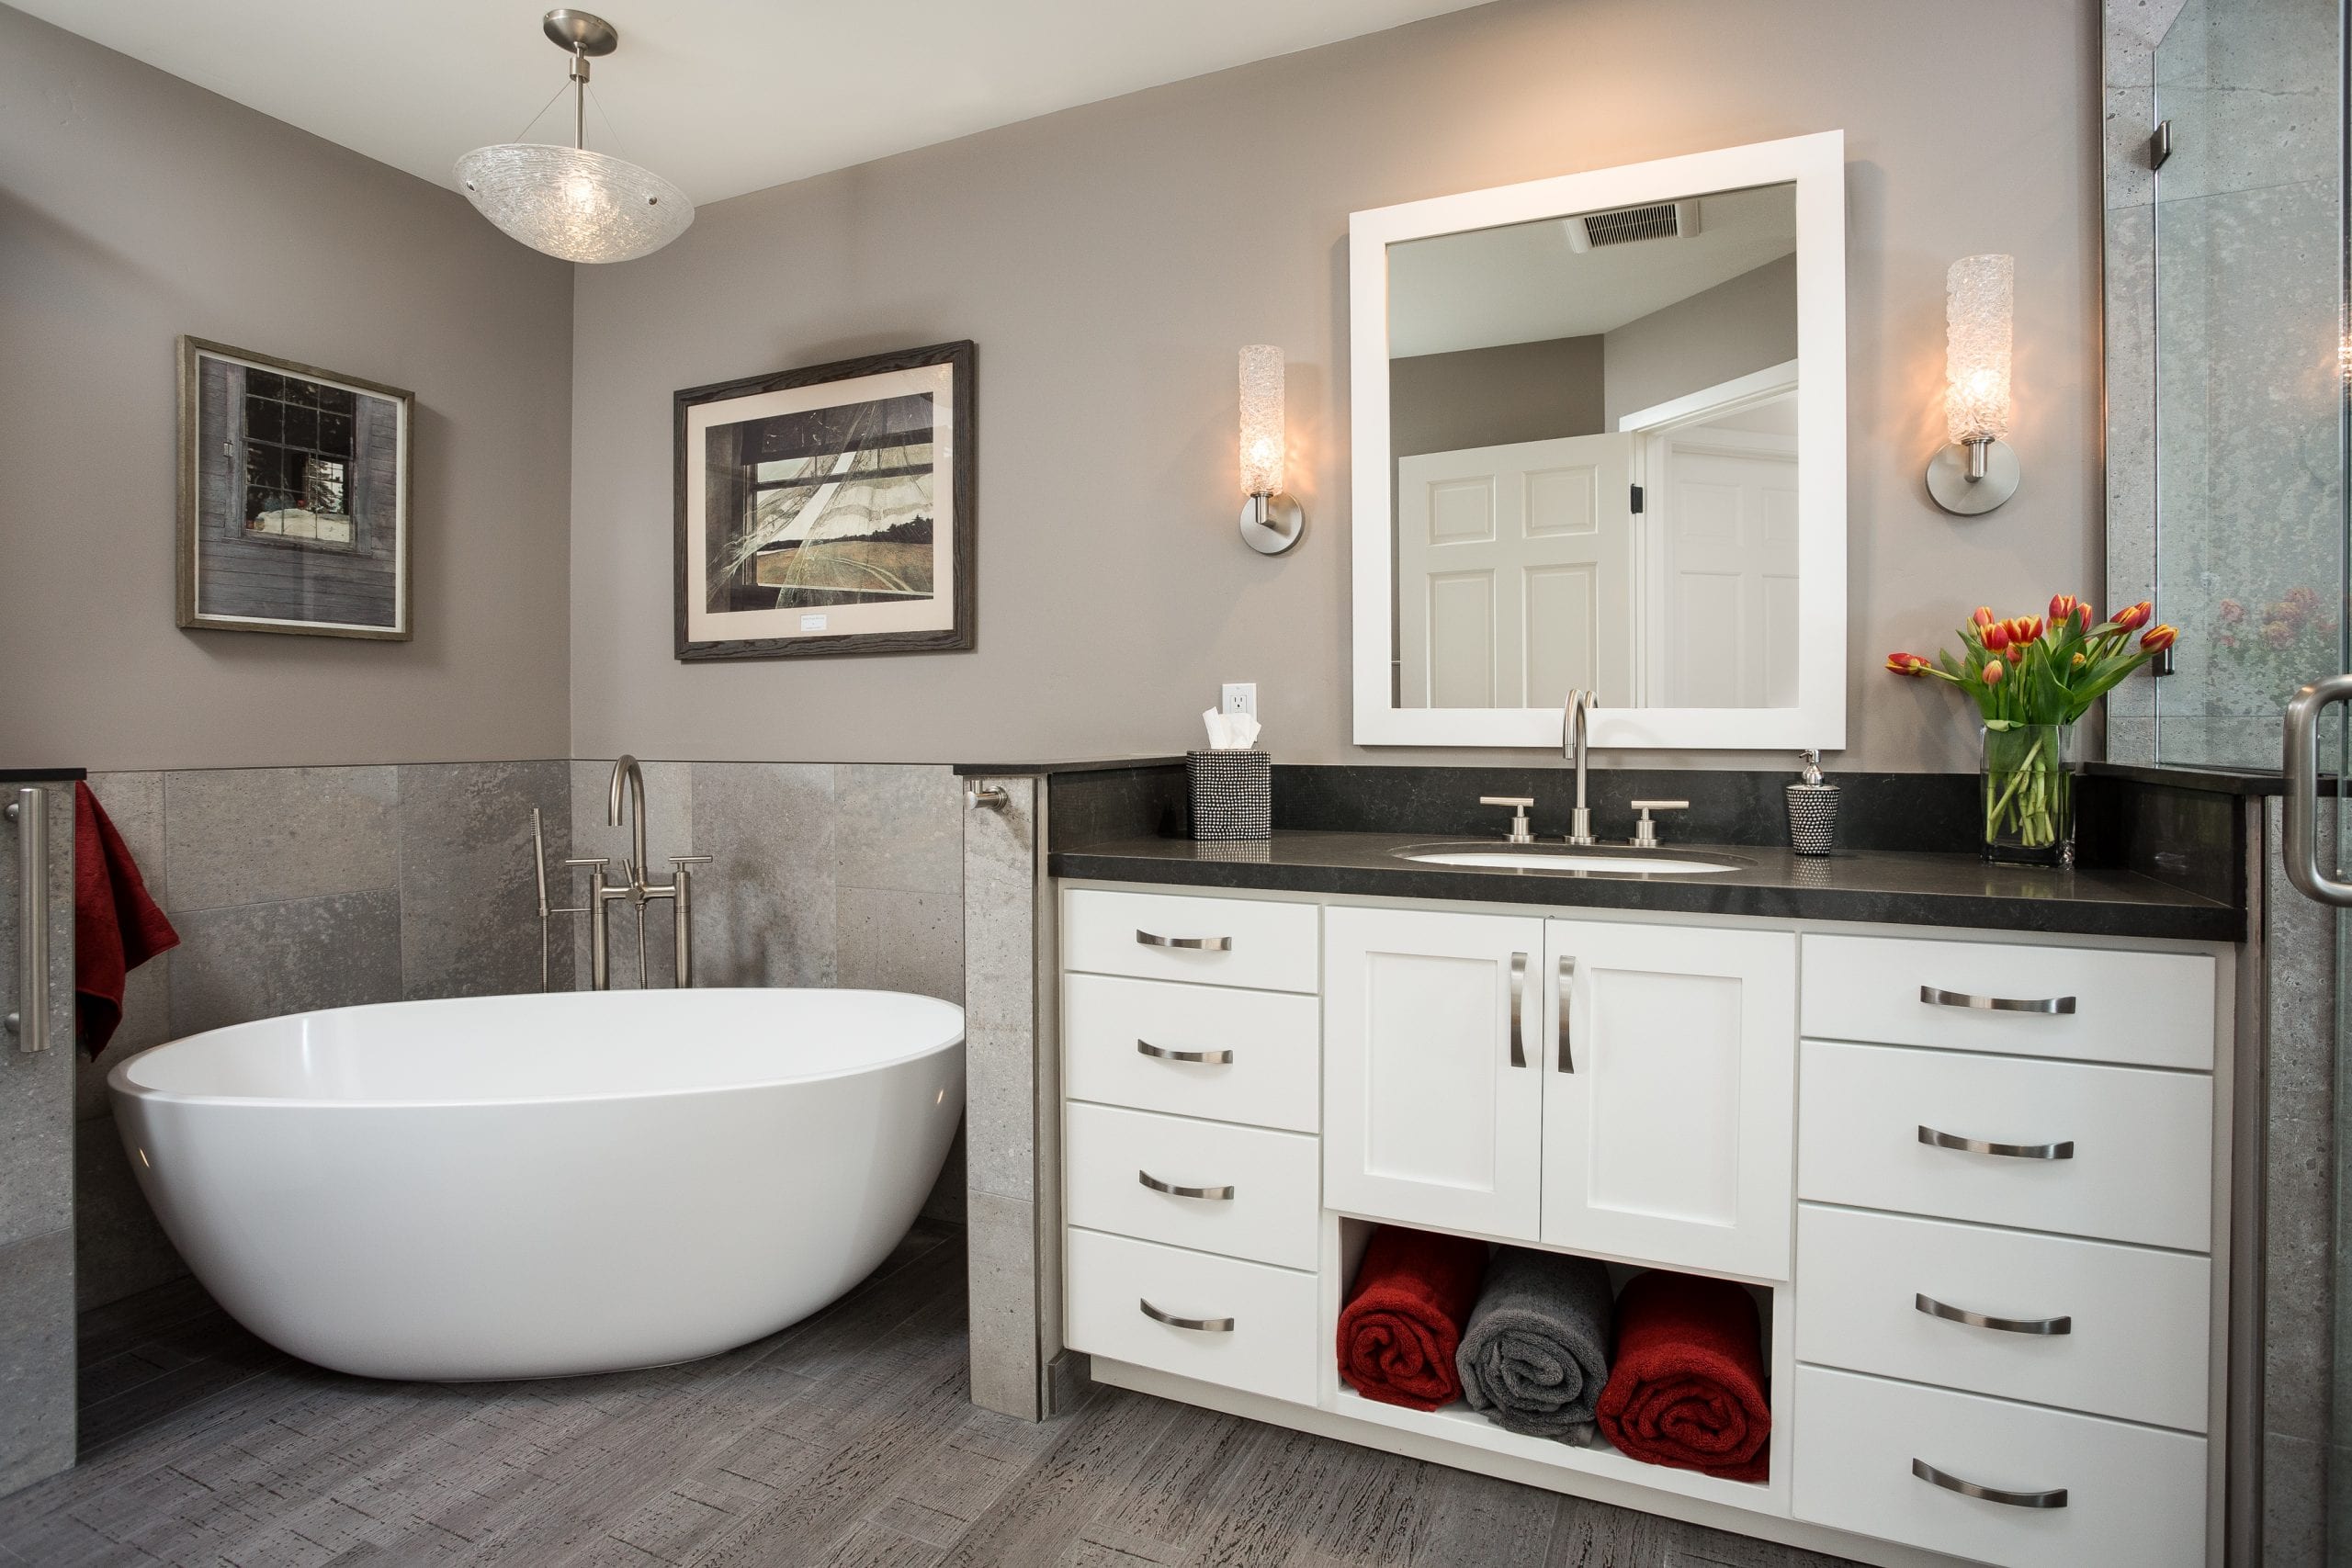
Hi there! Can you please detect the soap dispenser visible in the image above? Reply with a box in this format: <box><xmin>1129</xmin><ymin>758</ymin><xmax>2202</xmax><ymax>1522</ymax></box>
<box><xmin>1785</xmin><ymin>750</ymin><xmax>1839</xmax><ymax>856</ymax></box>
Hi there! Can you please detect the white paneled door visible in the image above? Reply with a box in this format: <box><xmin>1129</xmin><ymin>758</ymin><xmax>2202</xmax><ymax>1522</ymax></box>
<box><xmin>1324</xmin><ymin>907</ymin><xmax>1544</xmax><ymax>1240</ymax></box>
<box><xmin>1647</xmin><ymin>428</ymin><xmax>1798</xmax><ymax>707</ymax></box>
<box><xmin>1540</xmin><ymin>919</ymin><xmax>1797</xmax><ymax>1278</ymax></box>
<box><xmin>1396</xmin><ymin>434</ymin><xmax>1635</xmax><ymax>711</ymax></box>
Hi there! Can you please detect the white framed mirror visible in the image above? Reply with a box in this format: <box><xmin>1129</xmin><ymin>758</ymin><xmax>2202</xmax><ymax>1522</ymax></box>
<box><xmin>1350</xmin><ymin>131</ymin><xmax>1847</xmax><ymax>750</ymax></box>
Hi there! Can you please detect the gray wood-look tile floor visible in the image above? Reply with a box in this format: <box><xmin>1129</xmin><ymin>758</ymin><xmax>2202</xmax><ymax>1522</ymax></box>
<box><xmin>1</xmin><ymin>1224</ymin><xmax>1858</xmax><ymax>1568</ymax></box>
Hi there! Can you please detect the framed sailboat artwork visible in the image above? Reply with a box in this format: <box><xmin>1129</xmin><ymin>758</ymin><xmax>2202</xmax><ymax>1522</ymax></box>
<box><xmin>673</xmin><ymin>340</ymin><xmax>976</xmax><ymax>660</ymax></box>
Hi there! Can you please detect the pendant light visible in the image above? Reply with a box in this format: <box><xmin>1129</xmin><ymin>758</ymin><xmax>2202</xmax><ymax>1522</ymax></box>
<box><xmin>456</xmin><ymin>10</ymin><xmax>693</xmax><ymax>265</ymax></box>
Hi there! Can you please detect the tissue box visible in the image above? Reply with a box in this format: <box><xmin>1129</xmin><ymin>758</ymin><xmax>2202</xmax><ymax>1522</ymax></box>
<box><xmin>1187</xmin><ymin>750</ymin><xmax>1271</xmax><ymax>841</ymax></box>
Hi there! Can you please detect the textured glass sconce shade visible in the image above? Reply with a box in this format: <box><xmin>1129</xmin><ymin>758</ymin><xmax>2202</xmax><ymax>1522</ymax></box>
<box><xmin>1943</xmin><ymin>254</ymin><xmax>2013</xmax><ymax>444</ymax></box>
<box><xmin>1927</xmin><ymin>253</ymin><xmax>2019</xmax><ymax>513</ymax></box>
<box><xmin>1236</xmin><ymin>345</ymin><xmax>1302</xmax><ymax>554</ymax></box>
<box><xmin>457</xmin><ymin>144</ymin><xmax>692</xmax><ymax>265</ymax></box>
<box><xmin>1238</xmin><ymin>344</ymin><xmax>1285</xmax><ymax>497</ymax></box>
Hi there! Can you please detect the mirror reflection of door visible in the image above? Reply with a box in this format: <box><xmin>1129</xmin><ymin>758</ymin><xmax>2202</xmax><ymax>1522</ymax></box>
<box><xmin>1387</xmin><ymin>181</ymin><xmax>1798</xmax><ymax>711</ymax></box>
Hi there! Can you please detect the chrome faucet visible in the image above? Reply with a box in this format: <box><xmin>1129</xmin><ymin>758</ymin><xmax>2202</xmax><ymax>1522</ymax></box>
<box><xmin>1562</xmin><ymin>688</ymin><xmax>1600</xmax><ymax>845</ymax></box>
<box><xmin>561</xmin><ymin>756</ymin><xmax>711</xmax><ymax>989</ymax></box>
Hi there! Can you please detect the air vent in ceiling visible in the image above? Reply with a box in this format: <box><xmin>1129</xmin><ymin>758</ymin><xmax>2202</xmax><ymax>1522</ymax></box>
<box><xmin>1563</xmin><ymin>198</ymin><xmax>1701</xmax><ymax>254</ymax></box>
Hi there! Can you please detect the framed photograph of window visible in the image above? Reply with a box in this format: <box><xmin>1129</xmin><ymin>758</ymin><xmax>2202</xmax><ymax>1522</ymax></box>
<box><xmin>175</xmin><ymin>337</ymin><xmax>413</xmax><ymax>640</ymax></box>
<box><xmin>675</xmin><ymin>340</ymin><xmax>975</xmax><ymax>660</ymax></box>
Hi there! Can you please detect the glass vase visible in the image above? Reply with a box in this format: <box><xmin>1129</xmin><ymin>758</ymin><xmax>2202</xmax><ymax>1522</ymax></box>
<box><xmin>1981</xmin><ymin>722</ymin><xmax>2077</xmax><ymax>867</ymax></box>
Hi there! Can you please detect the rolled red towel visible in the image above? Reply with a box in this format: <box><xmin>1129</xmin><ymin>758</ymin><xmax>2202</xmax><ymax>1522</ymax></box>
<box><xmin>1596</xmin><ymin>1270</ymin><xmax>1770</xmax><ymax>1482</ymax></box>
<box><xmin>1337</xmin><ymin>1227</ymin><xmax>1488</xmax><ymax>1410</ymax></box>
<box><xmin>74</xmin><ymin>783</ymin><xmax>178</xmax><ymax>1057</ymax></box>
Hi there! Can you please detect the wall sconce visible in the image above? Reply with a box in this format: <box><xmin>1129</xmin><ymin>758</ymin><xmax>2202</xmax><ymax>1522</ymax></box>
<box><xmin>1926</xmin><ymin>254</ymin><xmax>2019</xmax><ymax>514</ymax></box>
<box><xmin>1238</xmin><ymin>344</ymin><xmax>1305</xmax><ymax>554</ymax></box>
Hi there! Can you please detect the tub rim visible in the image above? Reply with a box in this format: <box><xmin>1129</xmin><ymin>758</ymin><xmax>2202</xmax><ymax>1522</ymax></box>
<box><xmin>106</xmin><ymin>986</ymin><xmax>966</xmax><ymax>1112</ymax></box>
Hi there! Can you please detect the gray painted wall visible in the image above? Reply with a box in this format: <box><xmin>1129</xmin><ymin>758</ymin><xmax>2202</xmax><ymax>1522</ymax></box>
<box><xmin>1390</xmin><ymin>335</ymin><xmax>1605</xmax><ymax>457</ymax></box>
<box><xmin>1601</xmin><ymin>254</ymin><xmax>1799</xmax><ymax>429</ymax></box>
<box><xmin>0</xmin><ymin>3</ymin><xmax>574</xmax><ymax>774</ymax></box>
<box><xmin>568</xmin><ymin>0</ymin><xmax>2104</xmax><ymax>773</ymax></box>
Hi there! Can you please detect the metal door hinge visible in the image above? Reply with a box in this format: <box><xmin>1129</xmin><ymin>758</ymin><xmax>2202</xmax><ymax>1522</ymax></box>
<box><xmin>1630</xmin><ymin>484</ymin><xmax>1645</xmax><ymax>514</ymax></box>
<box><xmin>2149</xmin><ymin>119</ymin><xmax>2173</xmax><ymax>170</ymax></box>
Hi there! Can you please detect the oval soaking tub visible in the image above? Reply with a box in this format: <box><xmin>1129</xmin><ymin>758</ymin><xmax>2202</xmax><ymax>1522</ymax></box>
<box><xmin>107</xmin><ymin>987</ymin><xmax>965</xmax><ymax>1382</ymax></box>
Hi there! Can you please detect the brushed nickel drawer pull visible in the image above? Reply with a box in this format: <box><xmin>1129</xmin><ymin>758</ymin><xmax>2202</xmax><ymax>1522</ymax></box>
<box><xmin>1921</xmin><ymin>985</ymin><xmax>2076</xmax><ymax>1015</ymax></box>
<box><xmin>1508</xmin><ymin>952</ymin><xmax>1528</xmax><ymax>1068</ymax></box>
<box><xmin>1915</xmin><ymin>1292</ymin><xmax>2073</xmax><ymax>1337</ymax></box>
<box><xmin>1911</xmin><ymin>1458</ymin><xmax>2067</xmax><ymax>1510</ymax></box>
<box><xmin>1140</xmin><ymin>1299</ymin><xmax>1234</xmax><ymax>1333</ymax></box>
<box><xmin>1136</xmin><ymin>1039</ymin><xmax>1234</xmax><ymax>1066</ymax></box>
<box><xmin>1138</xmin><ymin>1170</ymin><xmax>1235</xmax><ymax>1201</ymax></box>
<box><xmin>1918</xmin><ymin>1124</ymin><xmax>2075</xmax><ymax>1160</ymax></box>
<box><xmin>1557</xmin><ymin>955</ymin><xmax>1577</xmax><ymax>1073</ymax></box>
<box><xmin>1136</xmin><ymin>930</ymin><xmax>1232</xmax><ymax>951</ymax></box>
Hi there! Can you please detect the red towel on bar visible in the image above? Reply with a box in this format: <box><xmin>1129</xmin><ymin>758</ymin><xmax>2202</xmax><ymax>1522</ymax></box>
<box><xmin>1597</xmin><ymin>1270</ymin><xmax>1770</xmax><ymax>1482</ymax></box>
<box><xmin>1337</xmin><ymin>1226</ymin><xmax>1488</xmax><ymax>1410</ymax></box>
<box><xmin>74</xmin><ymin>783</ymin><xmax>177</xmax><ymax>1057</ymax></box>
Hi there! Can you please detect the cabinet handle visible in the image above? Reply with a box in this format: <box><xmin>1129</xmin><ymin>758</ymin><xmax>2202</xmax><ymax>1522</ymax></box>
<box><xmin>1556</xmin><ymin>955</ymin><xmax>1577</xmax><ymax>1073</ymax></box>
<box><xmin>1910</xmin><ymin>1458</ymin><xmax>2067</xmax><ymax>1510</ymax></box>
<box><xmin>1915</xmin><ymin>1292</ymin><xmax>2073</xmax><ymax>1337</ymax></box>
<box><xmin>1136</xmin><ymin>930</ymin><xmax>1231</xmax><ymax>952</ymax></box>
<box><xmin>1917</xmin><ymin>1125</ymin><xmax>2075</xmax><ymax>1160</ymax></box>
<box><xmin>1138</xmin><ymin>1170</ymin><xmax>1235</xmax><ymax>1201</ymax></box>
<box><xmin>1508</xmin><ymin>952</ymin><xmax>1528</xmax><ymax>1068</ymax></box>
<box><xmin>1920</xmin><ymin>985</ymin><xmax>2076</xmax><ymax>1015</ymax></box>
<box><xmin>1136</xmin><ymin>1038</ymin><xmax>1233</xmax><ymax>1066</ymax></box>
<box><xmin>1140</xmin><ymin>1299</ymin><xmax>1234</xmax><ymax>1333</ymax></box>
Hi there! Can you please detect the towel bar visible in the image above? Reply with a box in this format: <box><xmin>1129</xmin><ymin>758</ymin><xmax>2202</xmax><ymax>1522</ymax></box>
<box><xmin>4</xmin><ymin>787</ymin><xmax>49</xmax><ymax>1055</ymax></box>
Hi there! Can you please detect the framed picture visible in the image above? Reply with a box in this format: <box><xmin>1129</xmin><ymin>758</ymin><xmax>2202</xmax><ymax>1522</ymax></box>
<box><xmin>675</xmin><ymin>340</ymin><xmax>975</xmax><ymax>660</ymax></box>
<box><xmin>175</xmin><ymin>336</ymin><xmax>413</xmax><ymax>640</ymax></box>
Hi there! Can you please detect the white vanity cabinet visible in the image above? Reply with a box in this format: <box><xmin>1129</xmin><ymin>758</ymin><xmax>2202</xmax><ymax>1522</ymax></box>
<box><xmin>1057</xmin><ymin>884</ymin><xmax>2232</xmax><ymax>1568</ymax></box>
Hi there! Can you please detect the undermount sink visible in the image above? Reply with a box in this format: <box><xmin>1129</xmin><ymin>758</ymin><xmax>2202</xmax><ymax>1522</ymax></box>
<box><xmin>1396</xmin><ymin>844</ymin><xmax>1748</xmax><ymax>875</ymax></box>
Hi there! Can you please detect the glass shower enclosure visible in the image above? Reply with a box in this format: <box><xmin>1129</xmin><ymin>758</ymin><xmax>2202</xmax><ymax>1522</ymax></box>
<box><xmin>2118</xmin><ymin>0</ymin><xmax>2347</xmax><ymax>1559</ymax></box>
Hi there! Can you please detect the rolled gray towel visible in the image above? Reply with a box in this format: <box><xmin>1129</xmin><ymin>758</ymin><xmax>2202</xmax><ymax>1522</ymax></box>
<box><xmin>1453</xmin><ymin>1247</ymin><xmax>1615</xmax><ymax>1442</ymax></box>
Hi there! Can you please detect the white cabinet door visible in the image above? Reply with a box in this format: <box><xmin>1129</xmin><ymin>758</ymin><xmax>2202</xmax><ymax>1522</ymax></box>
<box><xmin>1540</xmin><ymin>919</ymin><xmax>1796</xmax><ymax>1279</ymax></box>
<box><xmin>1324</xmin><ymin>906</ymin><xmax>1545</xmax><ymax>1240</ymax></box>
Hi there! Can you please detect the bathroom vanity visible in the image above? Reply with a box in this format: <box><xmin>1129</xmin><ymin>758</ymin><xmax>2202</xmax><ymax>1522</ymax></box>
<box><xmin>1047</xmin><ymin>837</ymin><xmax>2233</xmax><ymax>1568</ymax></box>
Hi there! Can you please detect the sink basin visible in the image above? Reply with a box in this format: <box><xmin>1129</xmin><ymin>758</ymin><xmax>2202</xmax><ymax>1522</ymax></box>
<box><xmin>1396</xmin><ymin>845</ymin><xmax>1747</xmax><ymax>874</ymax></box>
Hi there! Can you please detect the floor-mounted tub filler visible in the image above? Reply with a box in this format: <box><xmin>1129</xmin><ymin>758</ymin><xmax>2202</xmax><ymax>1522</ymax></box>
<box><xmin>107</xmin><ymin>987</ymin><xmax>966</xmax><ymax>1381</ymax></box>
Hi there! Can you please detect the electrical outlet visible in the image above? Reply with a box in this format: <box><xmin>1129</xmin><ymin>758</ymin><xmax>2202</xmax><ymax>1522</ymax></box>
<box><xmin>1221</xmin><ymin>682</ymin><xmax>1258</xmax><ymax>718</ymax></box>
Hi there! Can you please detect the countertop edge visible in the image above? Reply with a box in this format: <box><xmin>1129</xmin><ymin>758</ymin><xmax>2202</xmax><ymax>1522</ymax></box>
<box><xmin>952</xmin><ymin>756</ymin><xmax>1185</xmax><ymax>777</ymax></box>
<box><xmin>1046</xmin><ymin>847</ymin><xmax>2242</xmax><ymax>945</ymax></box>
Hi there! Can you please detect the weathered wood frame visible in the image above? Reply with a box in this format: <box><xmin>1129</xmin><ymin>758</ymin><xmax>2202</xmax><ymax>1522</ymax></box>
<box><xmin>673</xmin><ymin>339</ymin><xmax>977</xmax><ymax>661</ymax></box>
<box><xmin>175</xmin><ymin>335</ymin><xmax>414</xmax><ymax>641</ymax></box>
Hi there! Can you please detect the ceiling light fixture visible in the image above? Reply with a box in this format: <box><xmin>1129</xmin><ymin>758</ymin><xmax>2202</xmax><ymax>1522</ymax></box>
<box><xmin>455</xmin><ymin>10</ymin><xmax>693</xmax><ymax>265</ymax></box>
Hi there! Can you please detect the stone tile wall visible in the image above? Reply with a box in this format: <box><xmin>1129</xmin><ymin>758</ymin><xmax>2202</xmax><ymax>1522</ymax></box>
<box><xmin>76</xmin><ymin>759</ymin><xmax>967</xmax><ymax>1316</ymax></box>
<box><xmin>0</xmin><ymin>781</ymin><xmax>77</xmax><ymax>1498</ymax></box>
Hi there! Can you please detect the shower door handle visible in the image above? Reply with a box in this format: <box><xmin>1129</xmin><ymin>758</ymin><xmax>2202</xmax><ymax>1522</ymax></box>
<box><xmin>2282</xmin><ymin>673</ymin><xmax>2352</xmax><ymax>906</ymax></box>
<box><xmin>4</xmin><ymin>787</ymin><xmax>49</xmax><ymax>1054</ymax></box>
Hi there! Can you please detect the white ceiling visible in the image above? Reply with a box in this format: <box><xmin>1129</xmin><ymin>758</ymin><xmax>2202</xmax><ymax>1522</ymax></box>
<box><xmin>1388</xmin><ymin>183</ymin><xmax>1798</xmax><ymax>357</ymax></box>
<box><xmin>21</xmin><ymin>0</ymin><xmax>1491</xmax><ymax>206</ymax></box>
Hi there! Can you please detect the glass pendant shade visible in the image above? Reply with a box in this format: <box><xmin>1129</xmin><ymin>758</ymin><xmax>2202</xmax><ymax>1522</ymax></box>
<box><xmin>1238</xmin><ymin>344</ymin><xmax>1285</xmax><ymax>496</ymax></box>
<box><xmin>457</xmin><ymin>143</ymin><xmax>693</xmax><ymax>265</ymax></box>
<box><xmin>1943</xmin><ymin>253</ymin><xmax>2014</xmax><ymax>444</ymax></box>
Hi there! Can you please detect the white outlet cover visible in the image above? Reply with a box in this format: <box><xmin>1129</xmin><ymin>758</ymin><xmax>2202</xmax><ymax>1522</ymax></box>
<box><xmin>1221</xmin><ymin>682</ymin><xmax>1257</xmax><ymax>717</ymax></box>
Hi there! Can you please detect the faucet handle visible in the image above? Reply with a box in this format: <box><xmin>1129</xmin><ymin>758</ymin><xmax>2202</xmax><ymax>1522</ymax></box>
<box><xmin>668</xmin><ymin>854</ymin><xmax>713</xmax><ymax>869</ymax></box>
<box><xmin>1479</xmin><ymin>796</ymin><xmax>1537</xmax><ymax>845</ymax></box>
<box><xmin>562</xmin><ymin>856</ymin><xmax>610</xmax><ymax>870</ymax></box>
<box><xmin>1628</xmin><ymin>800</ymin><xmax>1689</xmax><ymax>850</ymax></box>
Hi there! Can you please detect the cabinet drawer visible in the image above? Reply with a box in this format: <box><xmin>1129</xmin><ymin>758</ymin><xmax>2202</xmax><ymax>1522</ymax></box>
<box><xmin>1064</xmin><ymin>974</ymin><xmax>1318</xmax><ymax>1132</ymax></box>
<box><xmin>1798</xmin><ymin>1041</ymin><xmax>2212</xmax><ymax>1251</ymax></box>
<box><xmin>1065</xmin><ymin>1102</ymin><xmax>1319</xmax><ymax>1269</ymax></box>
<box><xmin>1065</xmin><ymin>1228</ymin><xmax>1317</xmax><ymax>1404</ymax></box>
<box><xmin>1063</xmin><ymin>889</ymin><xmax>1319</xmax><ymax>993</ymax></box>
<box><xmin>1792</xmin><ymin>1366</ymin><xmax>2205</xmax><ymax>1568</ymax></box>
<box><xmin>1803</xmin><ymin>934</ymin><xmax>2214</xmax><ymax>1069</ymax></box>
<box><xmin>1795</xmin><ymin>1205</ymin><xmax>2211</xmax><ymax>1431</ymax></box>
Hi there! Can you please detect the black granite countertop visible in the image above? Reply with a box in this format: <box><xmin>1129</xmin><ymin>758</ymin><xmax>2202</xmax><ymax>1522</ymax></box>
<box><xmin>0</xmin><ymin>768</ymin><xmax>84</xmax><ymax>783</ymax></box>
<box><xmin>1049</xmin><ymin>829</ymin><xmax>2237</xmax><ymax>942</ymax></box>
<box><xmin>952</xmin><ymin>755</ymin><xmax>1185</xmax><ymax>777</ymax></box>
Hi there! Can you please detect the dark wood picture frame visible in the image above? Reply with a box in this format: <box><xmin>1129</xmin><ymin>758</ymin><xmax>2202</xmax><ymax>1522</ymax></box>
<box><xmin>175</xmin><ymin>335</ymin><xmax>414</xmax><ymax>641</ymax></box>
<box><xmin>673</xmin><ymin>340</ymin><xmax>976</xmax><ymax>660</ymax></box>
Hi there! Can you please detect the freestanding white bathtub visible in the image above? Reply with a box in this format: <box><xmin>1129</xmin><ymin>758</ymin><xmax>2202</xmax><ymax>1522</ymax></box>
<box><xmin>107</xmin><ymin>987</ymin><xmax>965</xmax><ymax>1382</ymax></box>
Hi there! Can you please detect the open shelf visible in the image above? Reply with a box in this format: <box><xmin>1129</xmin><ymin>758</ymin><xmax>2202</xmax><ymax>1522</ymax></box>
<box><xmin>1331</xmin><ymin>1387</ymin><xmax>1776</xmax><ymax>1514</ymax></box>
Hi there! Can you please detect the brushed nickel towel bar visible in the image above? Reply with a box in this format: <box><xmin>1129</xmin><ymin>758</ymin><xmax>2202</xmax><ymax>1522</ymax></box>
<box><xmin>4</xmin><ymin>787</ymin><xmax>49</xmax><ymax>1054</ymax></box>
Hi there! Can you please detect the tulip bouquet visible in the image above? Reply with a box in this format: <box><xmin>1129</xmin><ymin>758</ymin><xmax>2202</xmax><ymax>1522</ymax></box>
<box><xmin>1887</xmin><ymin>595</ymin><xmax>2180</xmax><ymax>863</ymax></box>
